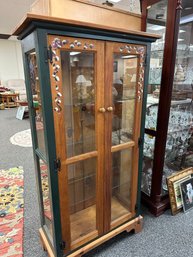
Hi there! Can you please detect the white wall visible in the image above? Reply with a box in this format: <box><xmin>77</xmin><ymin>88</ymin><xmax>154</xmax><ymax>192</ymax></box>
<box><xmin>0</xmin><ymin>39</ymin><xmax>24</xmax><ymax>86</ymax></box>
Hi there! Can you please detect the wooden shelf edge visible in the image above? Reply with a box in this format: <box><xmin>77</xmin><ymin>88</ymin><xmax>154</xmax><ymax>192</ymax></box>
<box><xmin>39</xmin><ymin>216</ymin><xmax>143</xmax><ymax>257</ymax></box>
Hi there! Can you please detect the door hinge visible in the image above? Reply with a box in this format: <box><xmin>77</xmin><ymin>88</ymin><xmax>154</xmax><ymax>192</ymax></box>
<box><xmin>59</xmin><ymin>241</ymin><xmax>66</xmax><ymax>250</ymax></box>
<box><xmin>54</xmin><ymin>158</ymin><xmax>61</xmax><ymax>172</ymax></box>
<box><xmin>143</xmin><ymin>53</ymin><xmax>148</xmax><ymax>67</ymax></box>
<box><xmin>46</xmin><ymin>45</ymin><xmax>53</xmax><ymax>64</ymax></box>
<box><xmin>138</xmin><ymin>137</ymin><xmax>143</xmax><ymax>147</ymax></box>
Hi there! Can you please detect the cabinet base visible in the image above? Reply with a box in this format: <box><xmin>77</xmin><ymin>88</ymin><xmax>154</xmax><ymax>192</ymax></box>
<box><xmin>141</xmin><ymin>192</ymin><xmax>170</xmax><ymax>216</ymax></box>
<box><xmin>39</xmin><ymin>215</ymin><xmax>143</xmax><ymax>257</ymax></box>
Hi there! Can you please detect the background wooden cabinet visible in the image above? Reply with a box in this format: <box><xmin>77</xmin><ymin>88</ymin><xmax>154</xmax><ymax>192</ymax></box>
<box><xmin>141</xmin><ymin>0</ymin><xmax>193</xmax><ymax>216</ymax></box>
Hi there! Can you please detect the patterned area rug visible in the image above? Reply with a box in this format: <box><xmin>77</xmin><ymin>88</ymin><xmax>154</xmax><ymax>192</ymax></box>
<box><xmin>0</xmin><ymin>167</ymin><xmax>24</xmax><ymax>257</ymax></box>
<box><xmin>9</xmin><ymin>129</ymin><xmax>32</xmax><ymax>148</ymax></box>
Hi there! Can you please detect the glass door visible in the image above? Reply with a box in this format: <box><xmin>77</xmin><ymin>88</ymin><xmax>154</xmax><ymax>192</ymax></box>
<box><xmin>105</xmin><ymin>42</ymin><xmax>146</xmax><ymax>230</ymax></box>
<box><xmin>48</xmin><ymin>35</ymin><xmax>105</xmax><ymax>252</ymax></box>
<box><xmin>48</xmin><ymin>35</ymin><xmax>146</xmax><ymax>252</ymax></box>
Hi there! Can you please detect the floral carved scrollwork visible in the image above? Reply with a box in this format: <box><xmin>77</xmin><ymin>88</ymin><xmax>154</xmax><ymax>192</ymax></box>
<box><xmin>119</xmin><ymin>44</ymin><xmax>145</xmax><ymax>102</ymax></box>
<box><xmin>50</xmin><ymin>37</ymin><xmax>95</xmax><ymax>113</ymax></box>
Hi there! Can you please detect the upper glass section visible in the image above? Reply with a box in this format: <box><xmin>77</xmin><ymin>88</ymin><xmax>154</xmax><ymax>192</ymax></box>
<box><xmin>142</xmin><ymin>0</ymin><xmax>168</xmax><ymax>196</ymax></box>
<box><xmin>28</xmin><ymin>51</ymin><xmax>46</xmax><ymax>158</ymax></box>
<box><xmin>112</xmin><ymin>54</ymin><xmax>138</xmax><ymax>146</ymax></box>
<box><xmin>61</xmin><ymin>51</ymin><xmax>96</xmax><ymax>158</ymax></box>
<box><xmin>145</xmin><ymin>0</ymin><xmax>168</xmax><ymax>132</ymax></box>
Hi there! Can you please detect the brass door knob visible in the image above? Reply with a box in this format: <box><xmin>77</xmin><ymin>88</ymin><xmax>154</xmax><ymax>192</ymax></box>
<box><xmin>107</xmin><ymin>106</ymin><xmax>113</xmax><ymax>112</ymax></box>
<box><xmin>99</xmin><ymin>107</ymin><xmax>106</xmax><ymax>113</ymax></box>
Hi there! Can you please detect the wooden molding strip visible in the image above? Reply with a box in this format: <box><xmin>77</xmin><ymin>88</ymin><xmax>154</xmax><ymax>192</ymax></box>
<box><xmin>13</xmin><ymin>13</ymin><xmax>160</xmax><ymax>40</ymax></box>
<box><xmin>65</xmin><ymin>151</ymin><xmax>98</xmax><ymax>165</ymax></box>
<box><xmin>111</xmin><ymin>141</ymin><xmax>135</xmax><ymax>153</ymax></box>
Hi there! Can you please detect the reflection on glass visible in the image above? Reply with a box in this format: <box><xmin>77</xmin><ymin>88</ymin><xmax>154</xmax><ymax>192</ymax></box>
<box><xmin>28</xmin><ymin>51</ymin><xmax>46</xmax><ymax>156</ymax></box>
<box><xmin>142</xmin><ymin>0</ymin><xmax>168</xmax><ymax>195</ymax></box>
<box><xmin>39</xmin><ymin>160</ymin><xmax>53</xmax><ymax>238</ymax></box>
<box><xmin>162</xmin><ymin>4</ymin><xmax>193</xmax><ymax>193</ymax></box>
<box><xmin>61</xmin><ymin>51</ymin><xmax>95</xmax><ymax>157</ymax></box>
<box><xmin>111</xmin><ymin>149</ymin><xmax>132</xmax><ymax>222</ymax></box>
<box><xmin>68</xmin><ymin>158</ymin><xmax>97</xmax><ymax>242</ymax></box>
<box><xmin>145</xmin><ymin>0</ymin><xmax>168</xmax><ymax>129</ymax></box>
<box><xmin>112</xmin><ymin>54</ymin><xmax>138</xmax><ymax>145</ymax></box>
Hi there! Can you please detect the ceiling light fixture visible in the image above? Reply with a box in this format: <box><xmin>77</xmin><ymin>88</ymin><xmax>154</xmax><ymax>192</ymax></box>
<box><xmin>180</xmin><ymin>14</ymin><xmax>193</xmax><ymax>24</ymax></box>
<box><xmin>108</xmin><ymin>0</ymin><xmax>121</xmax><ymax>2</ymax></box>
<box><xmin>121</xmin><ymin>55</ymin><xmax>136</xmax><ymax>59</ymax></box>
<box><xmin>70</xmin><ymin>52</ymin><xmax>81</xmax><ymax>56</ymax></box>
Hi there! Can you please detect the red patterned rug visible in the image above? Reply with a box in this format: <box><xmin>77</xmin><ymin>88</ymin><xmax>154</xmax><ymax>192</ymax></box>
<box><xmin>0</xmin><ymin>167</ymin><xmax>24</xmax><ymax>257</ymax></box>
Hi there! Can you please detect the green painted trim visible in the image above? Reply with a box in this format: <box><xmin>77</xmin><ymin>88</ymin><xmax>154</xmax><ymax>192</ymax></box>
<box><xmin>18</xmin><ymin>20</ymin><xmax>158</xmax><ymax>43</ymax></box>
<box><xmin>21</xmin><ymin>35</ymin><xmax>45</xmax><ymax>226</ymax></box>
<box><xmin>35</xmin><ymin>28</ymin><xmax>63</xmax><ymax>257</ymax></box>
<box><xmin>136</xmin><ymin>44</ymin><xmax>152</xmax><ymax>216</ymax></box>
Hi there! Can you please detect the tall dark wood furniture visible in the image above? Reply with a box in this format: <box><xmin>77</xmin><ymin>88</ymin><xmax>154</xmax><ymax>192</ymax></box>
<box><xmin>140</xmin><ymin>0</ymin><xmax>193</xmax><ymax>216</ymax></box>
<box><xmin>14</xmin><ymin>13</ymin><xmax>157</xmax><ymax>257</ymax></box>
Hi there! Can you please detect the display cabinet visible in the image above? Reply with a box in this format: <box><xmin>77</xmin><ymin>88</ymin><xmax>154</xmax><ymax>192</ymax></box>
<box><xmin>14</xmin><ymin>13</ymin><xmax>157</xmax><ymax>257</ymax></box>
<box><xmin>140</xmin><ymin>0</ymin><xmax>193</xmax><ymax>216</ymax></box>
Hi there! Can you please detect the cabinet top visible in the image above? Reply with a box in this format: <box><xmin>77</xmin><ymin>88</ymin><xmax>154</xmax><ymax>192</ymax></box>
<box><xmin>13</xmin><ymin>13</ymin><xmax>160</xmax><ymax>41</ymax></box>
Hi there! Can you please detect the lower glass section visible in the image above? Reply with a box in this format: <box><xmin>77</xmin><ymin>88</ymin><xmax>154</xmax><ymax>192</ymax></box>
<box><xmin>67</xmin><ymin>158</ymin><xmax>97</xmax><ymax>242</ymax></box>
<box><xmin>111</xmin><ymin>148</ymin><xmax>133</xmax><ymax>222</ymax></box>
<box><xmin>39</xmin><ymin>159</ymin><xmax>53</xmax><ymax>238</ymax></box>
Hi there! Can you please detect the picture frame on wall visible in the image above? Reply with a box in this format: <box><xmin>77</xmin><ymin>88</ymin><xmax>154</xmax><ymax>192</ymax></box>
<box><xmin>180</xmin><ymin>177</ymin><xmax>193</xmax><ymax>212</ymax></box>
<box><xmin>167</xmin><ymin>167</ymin><xmax>193</xmax><ymax>215</ymax></box>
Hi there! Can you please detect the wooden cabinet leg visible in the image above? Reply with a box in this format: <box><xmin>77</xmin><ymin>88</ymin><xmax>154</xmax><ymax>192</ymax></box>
<box><xmin>134</xmin><ymin>216</ymin><xmax>143</xmax><ymax>234</ymax></box>
<box><xmin>125</xmin><ymin>215</ymin><xmax>143</xmax><ymax>234</ymax></box>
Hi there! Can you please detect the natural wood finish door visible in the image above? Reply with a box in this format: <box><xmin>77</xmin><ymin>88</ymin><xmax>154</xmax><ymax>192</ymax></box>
<box><xmin>104</xmin><ymin>42</ymin><xmax>146</xmax><ymax>231</ymax></box>
<box><xmin>48</xmin><ymin>35</ymin><xmax>105</xmax><ymax>252</ymax></box>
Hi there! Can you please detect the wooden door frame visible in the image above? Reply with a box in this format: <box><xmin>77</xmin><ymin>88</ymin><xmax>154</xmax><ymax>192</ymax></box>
<box><xmin>48</xmin><ymin>35</ymin><xmax>105</xmax><ymax>252</ymax></box>
<box><xmin>104</xmin><ymin>41</ymin><xmax>146</xmax><ymax>231</ymax></box>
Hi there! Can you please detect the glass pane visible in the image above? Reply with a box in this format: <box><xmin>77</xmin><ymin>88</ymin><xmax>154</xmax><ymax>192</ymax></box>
<box><xmin>162</xmin><ymin>1</ymin><xmax>193</xmax><ymax>194</ymax></box>
<box><xmin>141</xmin><ymin>134</ymin><xmax>155</xmax><ymax>195</ymax></box>
<box><xmin>68</xmin><ymin>158</ymin><xmax>97</xmax><ymax>242</ymax></box>
<box><xmin>28</xmin><ymin>51</ymin><xmax>46</xmax><ymax>156</ymax></box>
<box><xmin>111</xmin><ymin>148</ymin><xmax>133</xmax><ymax>222</ymax></box>
<box><xmin>145</xmin><ymin>0</ymin><xmax>168</xmax><ymax>130</ymax></box>
<box><xmin>39</xmin><ymin>160</ymin><xmax>53</xmax><ymax>239</ymax></box>
<box><xmin>112</xmin><ymin>54</ymin><xmax>138</xmax><ymax>145</ymax></box>
<box><xmin>142</xmin><ymin>0</ymin><xmax>168</xmax><ymax>195</ymax></box>
<box><xmin>61</xmin><ymin>51</ymin><xmax>95</xmax><ymax>157</ymax></box>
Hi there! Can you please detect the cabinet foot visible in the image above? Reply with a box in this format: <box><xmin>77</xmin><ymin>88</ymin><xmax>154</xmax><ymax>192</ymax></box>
<box><xmin>39</xmin><ymin>216</ymin><xmax>143</xmax><ymax>257</ymax></box>
<box><xmin>134</xmin><ymin>216</ymin><xmax>143</xmax><ymax>233</ymax></box>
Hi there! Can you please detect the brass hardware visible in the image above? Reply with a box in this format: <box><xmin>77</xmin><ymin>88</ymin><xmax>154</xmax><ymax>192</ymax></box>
<box><xmin>107</xmin><ymin>106</ymin><xmax>113</xmax><ymax>112</ymax></box>
<box><xmin>99</xmin><ymin>107</ymin><xmax>106</xmax><ymax>113</ymax></box>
